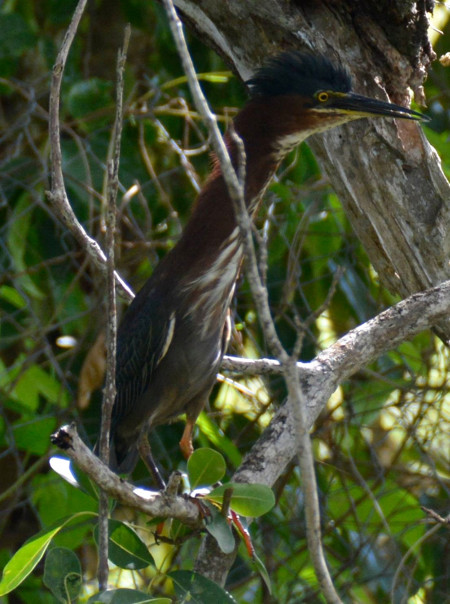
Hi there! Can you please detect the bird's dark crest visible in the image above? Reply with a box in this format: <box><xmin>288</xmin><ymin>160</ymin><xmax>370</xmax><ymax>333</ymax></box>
<box><xmin>246</xmin><ymin>51</ymin><xmax>352</xmax><ymax>99</ymax></box>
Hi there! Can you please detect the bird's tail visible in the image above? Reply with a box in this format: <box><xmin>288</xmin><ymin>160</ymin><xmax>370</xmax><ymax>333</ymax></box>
<box><xmin>93</xmin><ymin>435</ymin><xmax>140</xmax><ymax>475</ymax></box>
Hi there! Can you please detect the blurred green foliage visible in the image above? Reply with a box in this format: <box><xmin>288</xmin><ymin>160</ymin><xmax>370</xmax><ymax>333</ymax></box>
<box><xmin>0</xmin><ymin>0</ymin><xmax>449</xmax><ymax>602</ymax></box>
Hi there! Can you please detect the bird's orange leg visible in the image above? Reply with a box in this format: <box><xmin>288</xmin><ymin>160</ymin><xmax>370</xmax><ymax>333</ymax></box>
<box><xmin>179</xmin><ymin>418</ymin><xmax>195</xmax><ymax>459</ymax></box>
<box><xmin>180</xmin><ymin>416</ymin><xmax>213</xmax><ymax>520</ymax></box>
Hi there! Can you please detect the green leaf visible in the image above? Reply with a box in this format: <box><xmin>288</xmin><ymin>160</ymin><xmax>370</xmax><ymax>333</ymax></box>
<box><xmin>0</xmin><ymin>285</ymin><xmax>27</xmax><ymax>309</ymax></box>
<box><xmin>204</xmin><ymin>505</ymin><xmax>235</xmax><ymax>554</ymax></box>
<box><xmin>88</xmin><ymin>589</ymin><xmax>169</xmax><ymax>603</ymax></box>
<box><xmin>252</xmin><ymin>551</ymin><xmax>272</xmax><ymax>594</ymax></box>
<box><xmin>329</xmin><ymin>482</ymin><xmax>424</xmax><ymax>550</ymax></box>
<box><xmin>13</xmin><ymin>416</ymin><xmax>57</xmax><ymax>456</ymax></box>
<box><xmin>43</xmin><ymin>547</ymin><xmax>81</xmax><ymax>603</ymax></box>
<box><xmin>0</xmin><ymin>13</ymin><xmax>37</xmax><ymax>58</ymax></box>
<box><xmin>196</xmin><ymin>412</ymin><xmax>242</xmax><ymax>468</ymax></box>
<box><xmin>170</xmin><ymin>570</ymin><xmax>237</xmax><ymax>603</ymax></box>
<box><xmin>207</xmin><ymin>483</ymin><xmax>275</xmax><ymax>517</ymax></box>
<box><xmin>14</xmin><ymin>364</ymin><xmax>67</xmax><ymax>411</ymax></box>
<box><xmin>6</xmin><ymin>194</ymin><xmax>45</xmax><ymax>300</ymax></box>
<box><xmin>0</xmin><ymin>527</ymin><xmax>61</xmax><ymax>596</ymax></box>
<box><xmin>93</xmin><ymin>520</ymin><xmax>154</xmax><ymax>570</ymax></box>
<box><xmin>67</xmin><ymin>78</ymin><xmax>113</xmax><ymax>120</ymax></box>
<box><xmin>31</xmin><ymin>475</ymin><xmax>98</xmax><ymax>549</ymax></box>
<box><xmin>0</xmin><ymin>513</ymin><xmax>95</xmax><ymax>596</ymax></box>
<box><xmin>187</xmin><ymin>448</ymin><xmax>226</xmax><ymax>489</ymax></box>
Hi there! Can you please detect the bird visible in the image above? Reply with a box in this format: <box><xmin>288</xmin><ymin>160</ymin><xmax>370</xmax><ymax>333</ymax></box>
<box><xmin>102</xmin><ymin>51</ymin><xmax>427</xmax><ymax>485</ymax></box>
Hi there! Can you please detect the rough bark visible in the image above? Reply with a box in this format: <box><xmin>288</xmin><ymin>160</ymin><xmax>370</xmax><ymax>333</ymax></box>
<box><xmin>174</xmin><ymin>0</ymin><xmax>450</xmax><ymax>342</ymax></box>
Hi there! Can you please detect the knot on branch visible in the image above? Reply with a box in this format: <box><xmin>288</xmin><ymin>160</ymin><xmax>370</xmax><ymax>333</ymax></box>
<box><xmin>51</xmin><ymin>423</ymin><xmax>76</xmax><ymax>450</ymax></box>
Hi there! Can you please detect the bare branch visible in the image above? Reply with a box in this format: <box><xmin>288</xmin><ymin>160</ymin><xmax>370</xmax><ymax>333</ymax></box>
<box><xmin>222</xmin><ymin>279</ymin><xmax>450</xmax><ymax>380</ymax></box>
<box><xmin>96</xmin><ymin>25</ymin><xmax>131</xmax><ymax>590</ymax></box>
<box><xmin>420</xmin><ymin>507</ymin><xmax>450</xmax><ymax>526</ymax></box>
<box><xmin>50</xmin><ymin>424</ymin><xmax>201</xmax><ymax>525</ymax></box>
<box><xmin>316</xmin><ymin>280</ymin><xmax>450</xmax><ymax>384</ymax></box>
<box><xmin>285</xmin><ymin>359</ymin><xmax>343</xmax><ymax>604</ymax></box>
<box><xmin>227</xmin><ymin>126</ymin><xmax>288</xmax><ymax>362</ymax></box>
<box><xmin>46</xmin><ymin>0</ymin><xmax>134</xmax><ymax>302</ymax></box>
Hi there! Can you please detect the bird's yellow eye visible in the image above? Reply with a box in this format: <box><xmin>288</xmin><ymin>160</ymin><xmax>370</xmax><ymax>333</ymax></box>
<box><xmin>317</xmin><ymin>91</ymin><xmax>329</xmax><ymax>103</ymax></box>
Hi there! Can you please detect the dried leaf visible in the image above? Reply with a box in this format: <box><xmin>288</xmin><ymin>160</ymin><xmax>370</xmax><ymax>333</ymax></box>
<box><xmin>77</xmin><ymin>331</ymin><xmax>106</xmax><ymax>409</ymax></box>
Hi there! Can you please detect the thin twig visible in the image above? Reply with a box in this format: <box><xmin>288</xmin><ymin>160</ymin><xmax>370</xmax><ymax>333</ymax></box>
<box><xmin>227</xmin><ymin>127</ymin><xmax>288</xmax><ymax>361</ymax></box>
<box><xmin>152</xmin><ymin>117</ymin><xmax>201</xmax><ymax>193</ymax></box>
<box><xmin>46</xmin><ymin>0</ymin><xmax>133</xmax><ymax>302</ymax></box>
<box><xmin>390</xmin><ymin>521</ymin><xmax>443</xmax><ymax>603</ymax></box>
<box><xmin>160</xmin><ymin>0</ymin><xmax>243</xmax><ymax>212</ymax></box>
<box><xmin>223</xmin><ymin>136</ymin><xmax>336</xmax><ymax>600</ymax></box>
<box><xmin>420</xmin><ymin>506</ymin><xmax>450</xmax><ymax>526</ymax></box>
<box><xmin>96</xmin><ymin>24</ymin><xmax>131</xmax><ymax>590</ymax></box>
<box><xmin>285</xmin><ymin>358</ymin><xmax>342</xmax><ymax>604</ymax></box>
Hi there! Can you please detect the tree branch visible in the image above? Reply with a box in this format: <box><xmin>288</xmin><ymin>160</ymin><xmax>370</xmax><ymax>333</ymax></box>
<box><xmin>235</xmin><ymin>279</ymin><xmax>450</xmax><ymax>487</ymax></box>
<box><xmin>49</xmin><ymin>279</ymin><xmax>449</xmax><ymax>588</ymax></box>
<box><xmin>51</xmin><ymin>424</ymin><xmax>201</xmax><ymax>526</ymax></box>
<box><xmin>96</xmin><ymin>24</ymin><xmax>131</xmax><ymax>590</ymax></box>
<box><xmin>46</xmin><ymin>0</ymin><xmax>134</xmax><ymax>302</ymax></box>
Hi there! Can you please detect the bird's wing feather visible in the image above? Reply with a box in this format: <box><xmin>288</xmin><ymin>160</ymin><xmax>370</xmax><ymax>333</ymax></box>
<box><xmin>112</xmin><ymin>288</ymin><xmax>174</xmax><ymax>423</ymax></box>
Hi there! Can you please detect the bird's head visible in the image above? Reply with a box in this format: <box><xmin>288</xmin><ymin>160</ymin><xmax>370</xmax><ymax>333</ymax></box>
<box><xmin>245</xmin><ymin>52</ymin><xmax>428</xmax><ymax>151</ymax></box>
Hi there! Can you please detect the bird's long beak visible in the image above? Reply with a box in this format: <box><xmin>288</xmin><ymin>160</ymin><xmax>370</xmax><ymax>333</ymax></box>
<box><xmin>329</xmin><ymin>92</ymin><xmax>429</xmax><ymax>121</ymax></box>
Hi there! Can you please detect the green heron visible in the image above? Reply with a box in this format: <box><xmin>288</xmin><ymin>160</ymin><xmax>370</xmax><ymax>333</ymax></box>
<box><xmin>104</xmin><ymin>52</ymin><xmax>426</xmax><ymax>483</ymax></box>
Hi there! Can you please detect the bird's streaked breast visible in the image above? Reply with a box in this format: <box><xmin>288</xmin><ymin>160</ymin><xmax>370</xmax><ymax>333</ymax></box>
<box><xmin>184</xmin><ymin>226</ymin><xmax>242</xmax><ymax>337</ymax></box>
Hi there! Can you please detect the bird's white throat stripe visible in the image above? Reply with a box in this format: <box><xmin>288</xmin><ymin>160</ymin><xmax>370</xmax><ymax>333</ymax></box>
<box><xmin>274</xmin><ymin>115</ymin><xmax>354</xmax><ymax>157</ymax></box>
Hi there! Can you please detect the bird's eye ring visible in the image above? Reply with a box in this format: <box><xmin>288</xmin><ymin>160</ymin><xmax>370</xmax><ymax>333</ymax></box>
<box><xmin>317</xmin><ymin>91</ymin><xmax>329</xmax><ymax>103</ymax></box>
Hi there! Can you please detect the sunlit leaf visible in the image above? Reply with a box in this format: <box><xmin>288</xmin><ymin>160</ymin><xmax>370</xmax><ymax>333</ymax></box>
<box><xmin>0</xmin><ymin>285</ymin><xmax>27</xmax><ymax>309</ymax></box>
<box><xmin>208</xmin><ymin>483</ymin><xmax>275</xmax><ymax>517</ymax></box>
<box><xmin>0</xmin><ymin>513</ymin><xmax>95</xmax><ymax>596</ymax></box>
<box><xmin>196</xmin><ymin>412</ymin><xmax>242</xmax><ymax>467</ymax></box>
<box><xmin>14</xmin><ymin>364</ymin><xmax>67</xmax><ymax>411</ymax></box>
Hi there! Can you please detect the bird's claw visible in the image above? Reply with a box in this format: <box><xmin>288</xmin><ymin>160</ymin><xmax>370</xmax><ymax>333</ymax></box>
<box><xmin>183</xmin><ymin>493</ymin><xmax>211</xmax><ymax>521</ymax></box>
